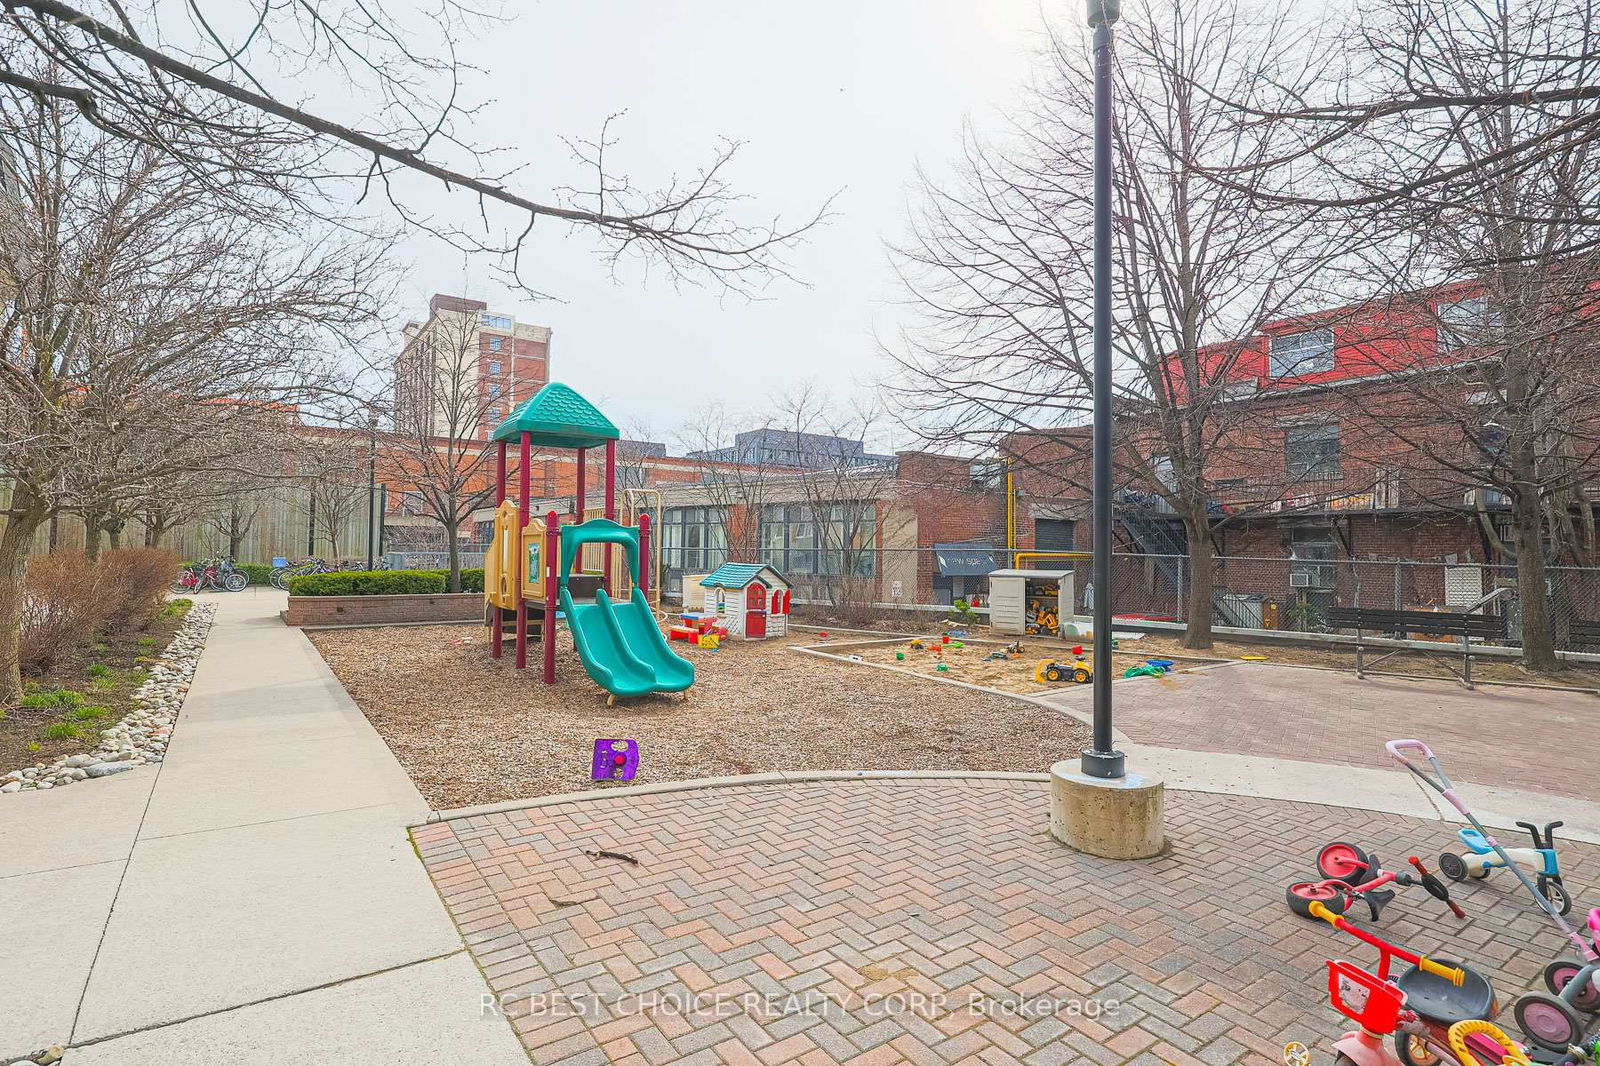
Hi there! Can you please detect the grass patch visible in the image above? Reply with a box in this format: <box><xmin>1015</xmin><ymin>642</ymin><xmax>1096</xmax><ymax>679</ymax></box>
<box><xmin>66</xmin><ymin>705</ymin><xmax>107</xmax><ymax>722</ymax></box>
<box><xmin>39</xmin><ymin>721</ymin><xmax>82</xmax><ymax>741</ymax></box>
<box><xmin>86</xmin><ymin>663</ymin><xmax>111</xmax><ymax>678</ymax></box>
<box><xmin>160</xmin><ymin>599</ymin><xmax>193</xmax><ymax>620</ymax></box>
<box><xmin>19</xmin><ymin>687</ymin><xmax>86</xmax><ymax>710</ymax></box>
<box><xmin>136</xmin><ymin>636</ymin><xmax>156</xmax><ymax>648</ymax></box>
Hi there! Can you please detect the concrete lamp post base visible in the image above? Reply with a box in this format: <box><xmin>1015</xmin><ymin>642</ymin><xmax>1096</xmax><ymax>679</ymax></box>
<box><xmin>1048</xmin><ymin>761</ymin><xmax>1166</xmax><ymax>859</ymax></box>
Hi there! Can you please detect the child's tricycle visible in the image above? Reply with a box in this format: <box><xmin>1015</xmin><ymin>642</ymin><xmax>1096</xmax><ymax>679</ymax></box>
<box><xmin>1512</xmin><ymin>907</ymin><xmax>1600</xmax><ymax>1053</ymax></box>
<box><xmin>1288</xmin><ymin>843</ymin><xmax>1464</xmax><ymax>922</ymax></box>
<box><xmin>1292</xmin><ymin>898</ymin><xmax>1502</xmax><ymax>1066</ymax></box>
<box><xmin>1387</xmin><ymin>740</ymin><xmax>1597</xmax><ymax>1052</ymax></box>
<box><xmin>1439</xmin><ymin>821</ymin><xmax>1570</xmax><ymax>916</ymax></box>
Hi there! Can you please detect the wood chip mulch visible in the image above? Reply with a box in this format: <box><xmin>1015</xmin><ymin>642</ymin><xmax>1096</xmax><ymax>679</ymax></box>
<box><xmin>307</xmin><ymin>625</ymin><xmax>1091</xmax><ymax>810</ymax></box>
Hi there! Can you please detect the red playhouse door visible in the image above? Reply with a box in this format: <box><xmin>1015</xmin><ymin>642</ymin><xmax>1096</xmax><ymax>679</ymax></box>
<box><xmin>746</xmin><ymin>581</ymin><xmax>767</xmax><ymax>638</ymax></box>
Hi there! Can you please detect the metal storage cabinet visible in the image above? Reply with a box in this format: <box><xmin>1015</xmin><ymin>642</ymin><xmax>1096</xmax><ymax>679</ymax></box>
<box><xmin>987</xmin><ymin>569</ymin><xmax>1074</xmax><ymax>636</ymax></box>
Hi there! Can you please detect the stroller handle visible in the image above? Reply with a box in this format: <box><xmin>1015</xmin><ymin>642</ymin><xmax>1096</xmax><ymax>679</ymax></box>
<box><xmin>1387</xmin><ymin>739</ymin><xmax>1434</xmax><ymax>763</ymax></box>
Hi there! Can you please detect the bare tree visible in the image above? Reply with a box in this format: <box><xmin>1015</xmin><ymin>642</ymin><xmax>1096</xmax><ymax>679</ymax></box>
<box><xmin>771</xmin><ymin>387</ymin><xmax>899</xmax><ymax>618</ymax></box>
<box><xmin>891</xmin><ymin>0</ymin><xmax>1348</xmax><ymax>649</ymax></box>
<box><xmin>1222</xmin><ymin>0</ymin><xmax>1600</xmax><ymax>257</ymax></box>
<box><xmin>676</xmin><ymin>406</ymin><xmax>786</xmax><ymax>565</ymax></box>
<box><xmin>298</xmin><ymin>430</ymin><xmax>370</xmax><ymax>565</ymax></box>
<box><xmin>1271</xmin><ymin>0</ymin><xmax>1600</xmax><ymax>669</ymax></box>
<box><xmin>0</xmin><ymin>83</ymin><xmax>383</xmax><ymax>702</ymax></box>
<box><xmin>382</xmin><ymin>311</ymin><xmax>500</xmax><ymax>591</ymax></box>
<box><xmin>0</xmin><ymin>1</ymin><xmax>825</xmax><ymax>291</ymax></box>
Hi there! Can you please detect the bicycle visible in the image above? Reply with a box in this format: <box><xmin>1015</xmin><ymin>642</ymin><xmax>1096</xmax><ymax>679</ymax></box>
<box><xmin>270</xmin><ymin>557</ymin><xmax>330</xmax><ymax>591</ymax></box>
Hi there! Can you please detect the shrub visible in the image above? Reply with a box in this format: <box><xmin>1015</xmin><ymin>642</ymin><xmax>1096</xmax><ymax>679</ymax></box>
<box><xmin>235</xmin><ymin>563</ymin><xmax>275</xmax><ymax>584</ymax></box>
<box><xmin>98</xmin><ymin>548</ymin><xmax>180</xmax><ymax>630</ymax></box>
<box><xmin>19</xmin><ymin>552</ymin><xmax>110</xmax><ymax>674</ymax></box>
<box><xmin>288</xmin><ymin>569</ymin><xmax>447</xmax><ymax>596</ymax></box>
<box><xmin>417</xmin><ymin>568</ymin><xmax>484</xmax><ymax>593</ymax></box>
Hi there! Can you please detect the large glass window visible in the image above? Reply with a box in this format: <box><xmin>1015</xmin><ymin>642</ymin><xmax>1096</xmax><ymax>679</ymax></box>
<box><xmin>759</xmin><ymin>504</ymin><xmax>876</xmax><ymax>576</ymax></box>
<box><xmin>480</xmin><ymin>312</ymin><xmax>514</xmax><ymax>331</ymax></box>
<box><xmin>660</xmin><ymin>507</ymin><xmax>727</xmax><ymax>573</ymax></box>
<box><xmin>1438</xmin><ymin>296</ymin><xmax>1500</xmax><ymax>352</ymax></box>
<box><xmin>1284</xmin><ymin>422</ymin><xmax>1341</xmax><ymax>479</ymax></box>
<box><xmin>1269</xmin><ymin>328</ymin><xmax>1335</xmax><ymax>377</ymax></box>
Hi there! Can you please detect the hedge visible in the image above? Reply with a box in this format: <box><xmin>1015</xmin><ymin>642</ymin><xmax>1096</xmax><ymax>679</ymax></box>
<box><xmin>428</xmin><ymin>568</ymin><xmax>484</xmax><ymax>593</ymax></box>
<box><xmin>236</xmin><ymin>563</ymin><xmax>275</xmax><ymax>585</ymax></box>
<box><xmin>288</xmin><ymin>570</ymin><xmax>447</xmax><ymax>597</ymax></box>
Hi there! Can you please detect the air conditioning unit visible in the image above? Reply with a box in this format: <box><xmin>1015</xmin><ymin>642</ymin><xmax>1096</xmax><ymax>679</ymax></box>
<box><xmin>1289</xmin><ymin>571</ymin><xmax>1313</xmax><ymax>588</ymax></box>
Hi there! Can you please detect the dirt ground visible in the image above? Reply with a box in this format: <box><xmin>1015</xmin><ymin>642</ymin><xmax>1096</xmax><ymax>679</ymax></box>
<box><xmin>308</xmin><ymin>625</ymin><xmax>1092</xmax><ymax>809</ymax></box>
<box><xmin>0</xmin><ymin>607</ymin><xmax>185</xmax><ymax>772</ymax></box>
<box><xmin>813</xmin><ymin>634</ymin><xmax>1217</xmax><ymax>695</ymax></box>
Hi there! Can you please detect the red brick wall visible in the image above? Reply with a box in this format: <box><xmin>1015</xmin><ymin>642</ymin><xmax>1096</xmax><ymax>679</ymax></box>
<box><xmin>894</xmin><ymin>451</ymin><xmax>1007</xmax><ymax>598</ymax></box>
<box><xmin>285</xmin><ymin>592</ymin><xmax>482</xmax><ymax>626</ymax></box>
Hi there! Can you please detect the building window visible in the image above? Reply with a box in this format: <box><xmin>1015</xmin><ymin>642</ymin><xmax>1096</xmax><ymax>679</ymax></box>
<box><xmin>488</xmin><ymin>406</ymin><xmax>502</xmax><ymax>420</ymax></box>
<box><xmin>1288</xmin><ymin>525</ymin><xmax>1336</xmax><ymax>588</ymax></box>
<box><xmin>969</xmin><ymin>458</ymin><xmax>1003</xmax><ymax>489</ymax></box>
<box><xmin>1284</xmin><ymin>422</ymin><xmax>1341</xmax><ymax>479</ymax></box>
<box><xmin>488</xmin><ymin>383</ymin><xmax>502</xmax><ymax>398</ymax></box>
<box><xmin>487</xmin><ymin>359</ymin><xmax>502</xmax><ymax>376</ymax></box>
<box><xmin>1149</xmin><ymin>453</ymin><xmax>1175</xmax><ymax>489</ymax></box>
<box><xmin>1437</xmin><ymin>296</ymin><xmax>1499</xmax><ymax>352</ymax></box>
<box><xmin>660</xmin><ymin>507</ymin><xmax>728</xmax><ymax>573</ymax></box>
<box><xmin>488</xmin><ymin>336</ymin><xmax>503</xmax><ymax>353</ymax></box>
<box><xmin>480</xmin><ymin>312</ymin><xmax>513</xmax><ymax>331</ymax></box>
<box><xmin>758</xmin><ymin>503</ymin><xmax>876</xmax><ymax>576</ymax></box>
<box><xmin>1269</xmin><ymin>328</ymin><xmax>1335</xmax><ymax>377</ymax></box>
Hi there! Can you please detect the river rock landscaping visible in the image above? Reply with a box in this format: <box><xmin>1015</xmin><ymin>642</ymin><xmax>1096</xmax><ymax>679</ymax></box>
<box><xmin>0</xmin><ymin>601</ymin><xmax>214</xmax><ymax>794</ymax></box>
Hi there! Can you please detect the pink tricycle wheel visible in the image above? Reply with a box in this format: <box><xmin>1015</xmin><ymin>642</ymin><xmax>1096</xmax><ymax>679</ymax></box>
<box><xmin>1317</xmin><ymin>841</ymin><xmax>1374</xmax><ymax>883</ymax></box>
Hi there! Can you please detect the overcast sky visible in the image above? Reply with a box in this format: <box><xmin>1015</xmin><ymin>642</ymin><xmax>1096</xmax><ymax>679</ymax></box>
<box><xmin>388</xmin><ymin>0</ymin><xmax>1055</xmax><ymax>448</ymax></box>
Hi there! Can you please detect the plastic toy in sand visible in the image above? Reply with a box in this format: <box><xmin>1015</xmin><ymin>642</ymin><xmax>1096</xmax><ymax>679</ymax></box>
<box><xmin>1034</xmin><ymin>646</ymin><xmax>1092</xmax><ymax>684</ymax></box>
<box><xmin>1124</xmin><ymin>658</ymin><xmax>1175</xmax><ymax>679</ymax></box>
<box><xmin>591</xmin><ymin>739</ymin><xmax>639</xmax><ymax>782</ymax></box>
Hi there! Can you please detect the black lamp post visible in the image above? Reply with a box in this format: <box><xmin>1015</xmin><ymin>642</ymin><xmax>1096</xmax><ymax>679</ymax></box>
<box><xmin>1081</xmin><ymin>0</ymin><xmax>1126</xmax><ymax>780</ymax></box>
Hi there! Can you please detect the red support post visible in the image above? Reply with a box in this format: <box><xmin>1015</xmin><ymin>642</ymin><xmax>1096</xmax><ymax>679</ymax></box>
<box><xmin>638</xmin><ymin>512</ymin><xmax>651</xmax><ymax>601</ymax></box>
<box><xmin>604</xmin><ymin>438</ymin><xmax>617</xmax><ymax>592</ymax></box>
<box><xmin>515</xmin><ymin>431</ymin><xmax>532</xmax><ymax>669</ymax></box>
<box><xmin>544</xmin><ymin>510</ymin><xmax>559</xmax><ymax>684</ymax></box>
<box><xmin>575</xmin><ymin>447</ymin><xmax>587</xmax><ymax>520</ymax></box>
<box><xmin>491</xmin><ymin>439</ymin><xmax>507</xmax><ymax>660</ymax></box>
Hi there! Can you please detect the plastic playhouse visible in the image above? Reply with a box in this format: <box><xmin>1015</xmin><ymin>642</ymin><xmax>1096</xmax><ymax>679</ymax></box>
<box><xmin>481</xmin><ymin>383</ymin><xmax>693</xmax><ymax>703</ymax></box>
<box><xmin>697</xmin><ymin>563</ymin><xmax>792</xmax><ymax>639</ymax></box>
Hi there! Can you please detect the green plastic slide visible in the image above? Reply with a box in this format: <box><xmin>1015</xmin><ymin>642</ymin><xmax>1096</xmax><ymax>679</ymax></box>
<box><xmin>559</xmin><ymin>585</ymin><xmax>694</xmax><ymax>698</ymax></box>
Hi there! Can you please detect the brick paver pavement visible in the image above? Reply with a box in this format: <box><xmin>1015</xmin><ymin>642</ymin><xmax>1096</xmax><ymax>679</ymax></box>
<box><xmin>416</xmin><ymin>780</ymin><xmax>1600</xmax><ymax>1066</ymax></box>
<box><xmin>1040</xmin><ymin>664</ymin><xmax>1596</xmax><ymax>799</ymax></box>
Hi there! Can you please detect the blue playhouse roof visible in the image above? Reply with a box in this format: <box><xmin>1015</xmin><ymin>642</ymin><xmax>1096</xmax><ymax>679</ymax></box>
<box><xmin>699</xmin><ymin>563</ymin><xmax>787</xmax><ymax>589</ymax></box>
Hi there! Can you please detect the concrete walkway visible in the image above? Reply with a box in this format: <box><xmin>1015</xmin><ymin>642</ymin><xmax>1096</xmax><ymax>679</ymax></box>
<box><xmin>0</xmin><ymin>589</ymin><xmax>528</xmax><ymax>1065</ymax></box>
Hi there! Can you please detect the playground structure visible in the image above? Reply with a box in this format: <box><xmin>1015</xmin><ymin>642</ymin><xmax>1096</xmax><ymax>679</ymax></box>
<box><xmin>482</xmin><ymin>384</ymin><xmax>694</xmax><ymax>702</ymax></box>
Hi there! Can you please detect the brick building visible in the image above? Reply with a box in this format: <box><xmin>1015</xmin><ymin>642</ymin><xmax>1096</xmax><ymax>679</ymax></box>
<box><xmin>999</xmin><ymin>284</ymin><xmax>1600</xmax><ymax>621</ymax></box>
<box><xmin>394</xmin><ymin>294</ymin><xmax>551</xmax><ymax>442</ymax></box>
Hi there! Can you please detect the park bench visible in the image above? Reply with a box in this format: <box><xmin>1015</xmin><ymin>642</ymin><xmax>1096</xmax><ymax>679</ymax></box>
<box><xmin>1325</xmin><ymin>606</ymin><xmax>1507</xmax><ymax>690</ymax></box>
<box><xmin>1568</xmin><ymin>619</ymin><xmax>1600</xmax><ymax>652</ymax></box>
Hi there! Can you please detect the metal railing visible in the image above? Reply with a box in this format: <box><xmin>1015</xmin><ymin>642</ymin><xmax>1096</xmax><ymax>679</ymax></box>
<box><xmin>656</xmin><ymin>545</ymin><xmax>1600</xmax><ymax>653</ymax></box>
<box><xmin>384</xmin><ymin>547</ymin><xmax>489</xmax><ymax>571</ymax></box>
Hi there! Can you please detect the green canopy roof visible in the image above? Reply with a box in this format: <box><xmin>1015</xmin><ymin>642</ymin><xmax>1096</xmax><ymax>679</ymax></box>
<box><xmin>491</xmin><ymin>383</ymin><xmax>620</xmax><ymax>447</ymax></box>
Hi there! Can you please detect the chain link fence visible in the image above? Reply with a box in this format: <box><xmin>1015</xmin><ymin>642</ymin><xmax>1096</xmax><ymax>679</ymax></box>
<box><xmin>657</xmin><ymin>546</ymin><xmax>1600</xmax><ymax>653</ymax></box>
